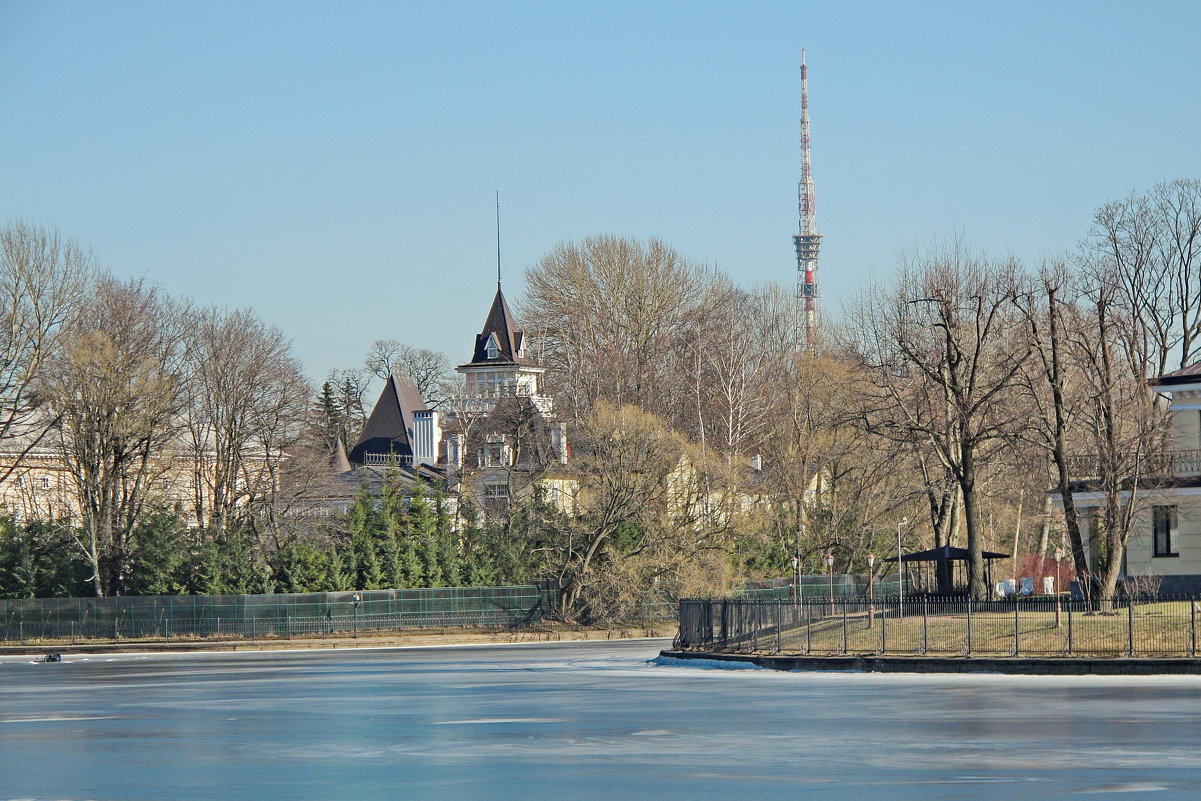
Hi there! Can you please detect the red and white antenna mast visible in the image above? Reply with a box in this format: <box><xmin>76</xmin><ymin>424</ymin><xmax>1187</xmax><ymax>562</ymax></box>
<box><xmin>793</xmin><ymin>49</ymin><xmax>822</xmax><ymax>352</ymax></box>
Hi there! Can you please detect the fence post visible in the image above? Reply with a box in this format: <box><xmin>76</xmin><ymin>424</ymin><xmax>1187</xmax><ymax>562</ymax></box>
<box><xmin>1067</xmin><ymin>597</ymin><xmax>1074</xmax><ymax>655</ymax></box>
<box><xmin>921</xmin><ymin>597</ymin><xmax>928</xmax><ymax>655</ymax></box>
<box><xmin>1127</xmin><ymin>598</ymin><xmax>1134</xmax><ymax>657</ymax></box>
<box><xmin>841</xmin><ymin>601</ymin><xmax>848</xmax><ymax>654</ymax></box>
<box><xmin>805</xmin><ymin>602</ymin><xmax>812</xmax><ymax>654</ymax></box>
<box><xmin>1013</xmin><ymin>599</ymin><xmax>1020</xmax><ymax>657</ymax></box>
<box><xmin>966</xmin><ymin>599</ymin><xmax>973</xmax><ymax>657</ymax></box>
<box><xmin>1191</xmin><ymin>601</ymin><xmax>1197</xmax><ymax>658</ymax></box>
<box><xmin>775</xmin><ymin>602</ymin><xmax>782</xmax><ymax>654</ymax></box>
<box><xmin>880</xmin><ymin>600</ymin><xmax>887</xmax><ymax>654</ymax></box>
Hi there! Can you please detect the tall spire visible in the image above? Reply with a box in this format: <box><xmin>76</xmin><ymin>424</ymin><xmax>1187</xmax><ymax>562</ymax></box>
<box><xmin>793</xmin><ymin>49</ymin><xmax>823</xmax><ymax>352</ymax></box>
<box><xmin>495</xmin><ymin>190</ymin><xmax>502</xmax><ymax>287</ymax></box>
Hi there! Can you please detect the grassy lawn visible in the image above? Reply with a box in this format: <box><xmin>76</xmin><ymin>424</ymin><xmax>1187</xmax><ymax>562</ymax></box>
<box><xmin>738</xmin><ymin>602</ymin><xmax>1200</xmax><ymax>658</ymax></box>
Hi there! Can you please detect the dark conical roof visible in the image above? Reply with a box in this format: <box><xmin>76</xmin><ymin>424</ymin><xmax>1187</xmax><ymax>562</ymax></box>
<box><xmin>331</xmin><ymin>438</ymin><xmax>352</xmax><ymax>474</ymax></box>
<box><xmin>349</xmin><ymin>373</ymin><xmax>428</xmax><ymax>465</ymax></box>
<box><xmin>466</xmin><ymin>284</ymin><xmax>531</xmax><ymax>366</ymax></box>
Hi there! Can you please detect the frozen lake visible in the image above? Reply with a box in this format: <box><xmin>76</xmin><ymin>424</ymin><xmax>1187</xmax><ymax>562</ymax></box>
<box><xmin>2</xmin><ymin>640</ymin><xmax>1200</xmax><ymax>800</ymax></box>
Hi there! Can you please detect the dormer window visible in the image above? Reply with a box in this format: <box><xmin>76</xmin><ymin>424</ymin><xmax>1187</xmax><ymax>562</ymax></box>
<box><xmin>484</xmin><ymin>333</ymin><xmax>500</xmax><ymax>360</ymax></box>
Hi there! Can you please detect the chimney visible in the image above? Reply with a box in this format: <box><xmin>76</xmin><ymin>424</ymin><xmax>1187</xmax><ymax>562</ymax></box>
<box><xmin>412</xmin><ymin>410</ymin><xmax>442</xmax><ymax>467</ymax></box>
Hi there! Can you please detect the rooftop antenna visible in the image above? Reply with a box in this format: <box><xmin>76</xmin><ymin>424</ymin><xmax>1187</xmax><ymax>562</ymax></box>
<box><xmin>495</xmin><ymin>191</ymin><xmax>502</xmax><ymax>286</ymax></box>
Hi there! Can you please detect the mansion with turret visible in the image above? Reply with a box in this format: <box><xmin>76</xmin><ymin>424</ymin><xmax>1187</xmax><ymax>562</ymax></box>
<box><xmin>333</xmin><ymin>283</ymin><xmax>574</xmax><ymax>518</ymax></box>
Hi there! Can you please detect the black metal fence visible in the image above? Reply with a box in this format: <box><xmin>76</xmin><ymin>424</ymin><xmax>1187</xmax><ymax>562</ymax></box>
<box><xmin>0</xmin><ymin>585</ymin><xmax>554</xmax><ymax>643</ymax></box>
<box><xmin>676</xmin><ymin>596</ymin><xmax>1201</xmax><ymax>658</ymax></box>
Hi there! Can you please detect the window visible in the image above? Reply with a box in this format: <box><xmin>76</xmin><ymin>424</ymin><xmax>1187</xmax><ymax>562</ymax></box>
<box><xmin>1153</xmin><ymin>505</ymin><xmax>1179</xmax><ymax>557</ymax></box>
<box><xmin>40</xmin><ymin>476</ymin><xmax>51</xmax><ymax>490</ymax></box>
<box><xmin>482</xmin><ymin>482</ymin><xmax>509</xmax><ymax>513</ymax></box>
<box><xmin>479</xmin><ymin>439</ymin><xmax>510</xmax><ymax>468</ymax></box>
<box><xmin>485</xmin><ymin>333</ymin><xmax>499</xmax><ymax>360</ymax></box>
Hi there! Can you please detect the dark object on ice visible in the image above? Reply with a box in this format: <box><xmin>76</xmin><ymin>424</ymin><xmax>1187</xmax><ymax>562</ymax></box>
<box><xmin>43</xmin><ymin>653</ymin><xmax>61</xmax><ymax>663</ymax></box>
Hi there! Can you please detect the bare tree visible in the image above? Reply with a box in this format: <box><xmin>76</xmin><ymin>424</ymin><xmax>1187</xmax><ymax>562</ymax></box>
<box><xmin>42</xmin><ymin>277</ymin><xmax>188</xmax><ymax>596</ymax></box>
<box><xmin>1067</xmin><ymin>263</ymin><xmax>1168</xmax><ymax>602</ymax></box>
<box><xmin>1091</xmin><ymin>178</ymin><xmax>1201</xmax><ymax>375</ymax></box>
<box><xmin>364</xmin><ymin>339</ymin><xmax>456</xmax><ymax>407</ymax></box>
<box><xmin>684</xmin><ymin>281</ymin><xmax>798</xmax><ymax>460</ymax></box>
<box><xmin>183</xmin><ymin>307</ymin><xmax>311</xmax><ymax>533</ymax></box>
<box><xmin>542</xmin><ymin>402</ymin><xmax>735</xmax><ymax>620</ymax></box>
<box><xmin>847</xmin><ymin>244</ymin><xmax>1031</xmax><ymax>597</ymax></box>
<box><xmin>0</xmin><ymin>222</ymin><xmax>93</xmax><ymax>480</ymax></box>
<box><xmin>1014</xmin><ymin>261</ymin><xmax>1092</xmax><ymax>589</ymax></box>
<box><xmin>521</xmin><ymin>236</ymin><xmax>715</xmax><ymax>426</ymax></box>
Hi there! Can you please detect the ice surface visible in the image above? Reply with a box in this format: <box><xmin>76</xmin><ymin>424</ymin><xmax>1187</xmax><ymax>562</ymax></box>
<box><xmin>1</xmin><ymin>640</ymin><xmax>1199</xmax><ymax>801</ymax></box>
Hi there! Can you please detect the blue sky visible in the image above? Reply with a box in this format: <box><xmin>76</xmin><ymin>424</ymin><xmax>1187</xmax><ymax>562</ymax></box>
<box><xmin>3</xmin><ymin>1</ymin><xmax>1199</xmax><ymax>380</ymax></box>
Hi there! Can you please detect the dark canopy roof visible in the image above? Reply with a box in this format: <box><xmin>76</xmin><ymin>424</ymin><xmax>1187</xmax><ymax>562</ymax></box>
<box><xmin>884</xmin><ymin>544</ymin><xmax>1010</xmax><ymax>563</ymax></box>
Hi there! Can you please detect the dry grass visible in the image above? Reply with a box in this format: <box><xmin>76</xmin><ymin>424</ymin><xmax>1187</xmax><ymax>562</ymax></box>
<box><xmin>741</xmin><ymin>603</ymin><xmax>1200</xmax><ymax>658</ymax></box>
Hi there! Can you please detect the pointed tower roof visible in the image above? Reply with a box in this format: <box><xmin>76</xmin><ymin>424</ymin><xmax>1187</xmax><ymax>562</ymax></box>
<box><xmin>349</xmin><ymin>373</ymin><xmax>428</xmax><ymax>465</ymax></box>
<box><xmin>463</xmin><ymin>284</ymin><xmax>534</xmax><ymax>367</ymax></box>
<box><xmin>330</xmin><ymin>438</ymin><xmax>352</xmax><ymax>474</ymax></box>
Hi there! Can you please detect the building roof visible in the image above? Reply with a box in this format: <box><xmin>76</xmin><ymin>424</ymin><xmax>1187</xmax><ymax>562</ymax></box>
<box><xmin>330</xmin><ymin>438</ymin><xmax>352</xmax><ymax>473</ymax></box>
<box><xmin>1153</xmin><ymin>361</ymin><xmax>1201</xmax><ymax>386</ymax></box>
<box><xmin>348</xmin><ymin>373</ymin><xmax>427</xmax><ymax>465</ymax></box>
<box><xmin>462</xmin><ymin>284</ymin><xmax>533</xmax><ymax>368</ymax></box>
<box><xmin>884</xmin><ymin>544</ymin><xmax>1010</xmax><ymax>563</ymax></box>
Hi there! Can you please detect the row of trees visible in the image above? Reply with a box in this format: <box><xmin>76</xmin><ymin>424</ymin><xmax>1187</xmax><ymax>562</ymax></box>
<box><xmin>514</xmin><ymin>180</ymin><xmax>1201</xmax><ymax>605</ymax></box>
<box><xmin>2</xmin><ymin>177</ymin><xmax>1197</xmax><ymax>611</ymax></box>
<box><xmin>0</xmin><ymin>222</ymin><xmax>311</xmax><ymax>596</ymax></box>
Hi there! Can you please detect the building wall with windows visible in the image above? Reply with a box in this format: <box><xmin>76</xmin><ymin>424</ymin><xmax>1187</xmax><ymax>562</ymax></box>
<box><xmin>1064</xmin><ymin>362</ymin><xmax>1201</xmax><ymax>594</ymax></box>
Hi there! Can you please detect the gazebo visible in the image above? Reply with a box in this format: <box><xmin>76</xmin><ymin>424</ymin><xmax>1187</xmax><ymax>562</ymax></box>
<box><xmin>883</xmin><ymin>544</ymin><xmax>1010</xmax><ymax>596</ymax></box>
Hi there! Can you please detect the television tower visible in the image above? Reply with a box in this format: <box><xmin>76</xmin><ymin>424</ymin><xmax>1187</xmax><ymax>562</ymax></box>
<box><xmin>794</xmin><ymin>49</ymin><xmax>822</xmax><ymax>351</ymax></box>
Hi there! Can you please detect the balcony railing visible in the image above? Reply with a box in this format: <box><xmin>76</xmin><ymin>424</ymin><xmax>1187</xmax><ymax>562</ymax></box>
<box><xmin>443</xmin><ymin>394</ymin><xmax>553</xmax><ymax>416</ymax></box>
<box><xmin>1065</xmin><ymin>449</ymin><xmax>1201</xmax><ymax>479</ymax></box>
<box><xmin>362</xmin><ymin>453</ymin><xmax>414</xmax><ymax>467</ymax></box>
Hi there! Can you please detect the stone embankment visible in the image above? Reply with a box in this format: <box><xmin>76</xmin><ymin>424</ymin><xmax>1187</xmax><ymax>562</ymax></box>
<box><xmin>660</xmin><ymin>649</ymin><xmax>1201</xmax><ymax>675</ymax></box>
<box><xmin>0</xmin><ymin>626</ymin><xmax>673</xmax><ymax>657</ymax></box>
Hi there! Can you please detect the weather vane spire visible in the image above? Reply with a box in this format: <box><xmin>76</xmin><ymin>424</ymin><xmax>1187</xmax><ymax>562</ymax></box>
<box><xmin>495</xmin><ymin>191</ymin><xmax>502</xmax><ymax>286</ymax></box>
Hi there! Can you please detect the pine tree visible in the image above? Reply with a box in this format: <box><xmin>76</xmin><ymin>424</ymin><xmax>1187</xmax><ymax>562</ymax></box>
<box><xmin>346</xmin><ymin>483</ymin><xmax>384</xmax><ymax>589</ymax></box>
<box><xmin>407</xmin><ymin>485</ymin><xmax>443</xmax><ymax>587</ymax></box>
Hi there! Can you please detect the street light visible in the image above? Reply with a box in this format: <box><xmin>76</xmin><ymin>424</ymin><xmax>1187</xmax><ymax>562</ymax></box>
<box><xmin>867</xmin><ymin>553</ymin><xmax>876</xmax><ymax>628</ymax></box>
<box><xmin>825</xmin><ymin>551</ymin><xmax>835</xmax><ymax>615</ymax></box>
<box><xmin>1054</xmin><ymin>547</ymin><xmax>1064</xmax><ymax>628</ymax></box>
<box><xmin>896</xmin><ymin>517</ymin><xmax>908</xmax><ymax>619</ymax></box>
<box><xmin>795</xmin><ymin>522</ymin><xmax>805</xmax><ymax>605</ymax></box>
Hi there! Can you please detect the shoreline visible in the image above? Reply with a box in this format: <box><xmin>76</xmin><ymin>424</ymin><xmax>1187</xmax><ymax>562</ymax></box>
<box><xmin>0</xmin><ymin>626</ymin><xmax>674</xmax><ymax>658</ymax></box>
<box><xmin>659</xmin><ymin>649</ymin><xmax>1201</xmax><ymax>675</ymax></box>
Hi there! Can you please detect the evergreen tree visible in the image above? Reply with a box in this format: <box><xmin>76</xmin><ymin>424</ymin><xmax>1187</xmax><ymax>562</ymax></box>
<box><xmin>346</xmin><ymin>482</ymin><xmax>384</xmax><ymax>589</ymax></box>
<box><xmin>407</xmin><ymin>485</ymin><xmax>443</xmax><ymax>587</ymax></box>
<box><xmin>126</xmin><ymin>510</ymin><xmax>189</xmax><ymax>595</ymax></box>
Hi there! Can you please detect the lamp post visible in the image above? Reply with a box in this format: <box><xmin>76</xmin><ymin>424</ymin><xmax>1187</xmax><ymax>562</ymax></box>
<box><xmin>795</xmin><ymin>522</ymin><xmax>805</xmax><ymax>605</ymax></box>
<box><xmin>896</xmin><ymin>517</ymin><xmax>908</xmax><ymax>619</ymax></box>
<box><xmin>825</xmin><ymin>551</ymin><xmax>835</xmax><ymax>616</ymax></box>
<box><xmin>1054</xmin><ymin>547</ymin><xmax>1064</xmax><ymax>628</ymax></box>
<box><xmin>867</xmin><ymin>553</ymin><xmax>876</xmax><ymax>628</ymax></box>
<box><xmin>791</xmin><ymin>555</ymin><xmax>799</xmax><ymax>604</ymax></box>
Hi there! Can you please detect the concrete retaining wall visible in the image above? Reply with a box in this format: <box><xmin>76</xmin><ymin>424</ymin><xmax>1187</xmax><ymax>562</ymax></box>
<box><xmin>660</xmin><ymin>649</ymin><xmax>1201</xmax><ymax>675</ymax></box>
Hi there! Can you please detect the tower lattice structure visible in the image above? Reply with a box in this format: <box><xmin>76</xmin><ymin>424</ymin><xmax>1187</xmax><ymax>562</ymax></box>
<box><xmin>793</xmin><ymin>49</ymin><xmax>822</xmax><ymax>351</ymax></box>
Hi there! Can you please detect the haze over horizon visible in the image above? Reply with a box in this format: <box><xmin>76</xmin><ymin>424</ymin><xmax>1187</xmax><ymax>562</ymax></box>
<box><xmin>3</xmin><ymin>1</ymin><xmax>1199</xmax><ymax>381</ymax></box>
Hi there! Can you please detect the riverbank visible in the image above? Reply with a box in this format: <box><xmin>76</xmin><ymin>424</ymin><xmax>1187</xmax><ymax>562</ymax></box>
<box><xmin>660</xmin><ymin>649</ymin><xmax>1201</xmax><ymax>675</ymax></box>
<box><xmin>0</xmin><ymin>625</ymin><xmax>674</xmax><ymax>657</ymax></box>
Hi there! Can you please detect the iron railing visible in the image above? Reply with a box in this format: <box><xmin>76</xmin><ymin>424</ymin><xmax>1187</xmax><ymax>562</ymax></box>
<box><xmin>676</xmin><ymin>596</ymin><xmax>1201</xmax><ymax>658</ymax></box>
